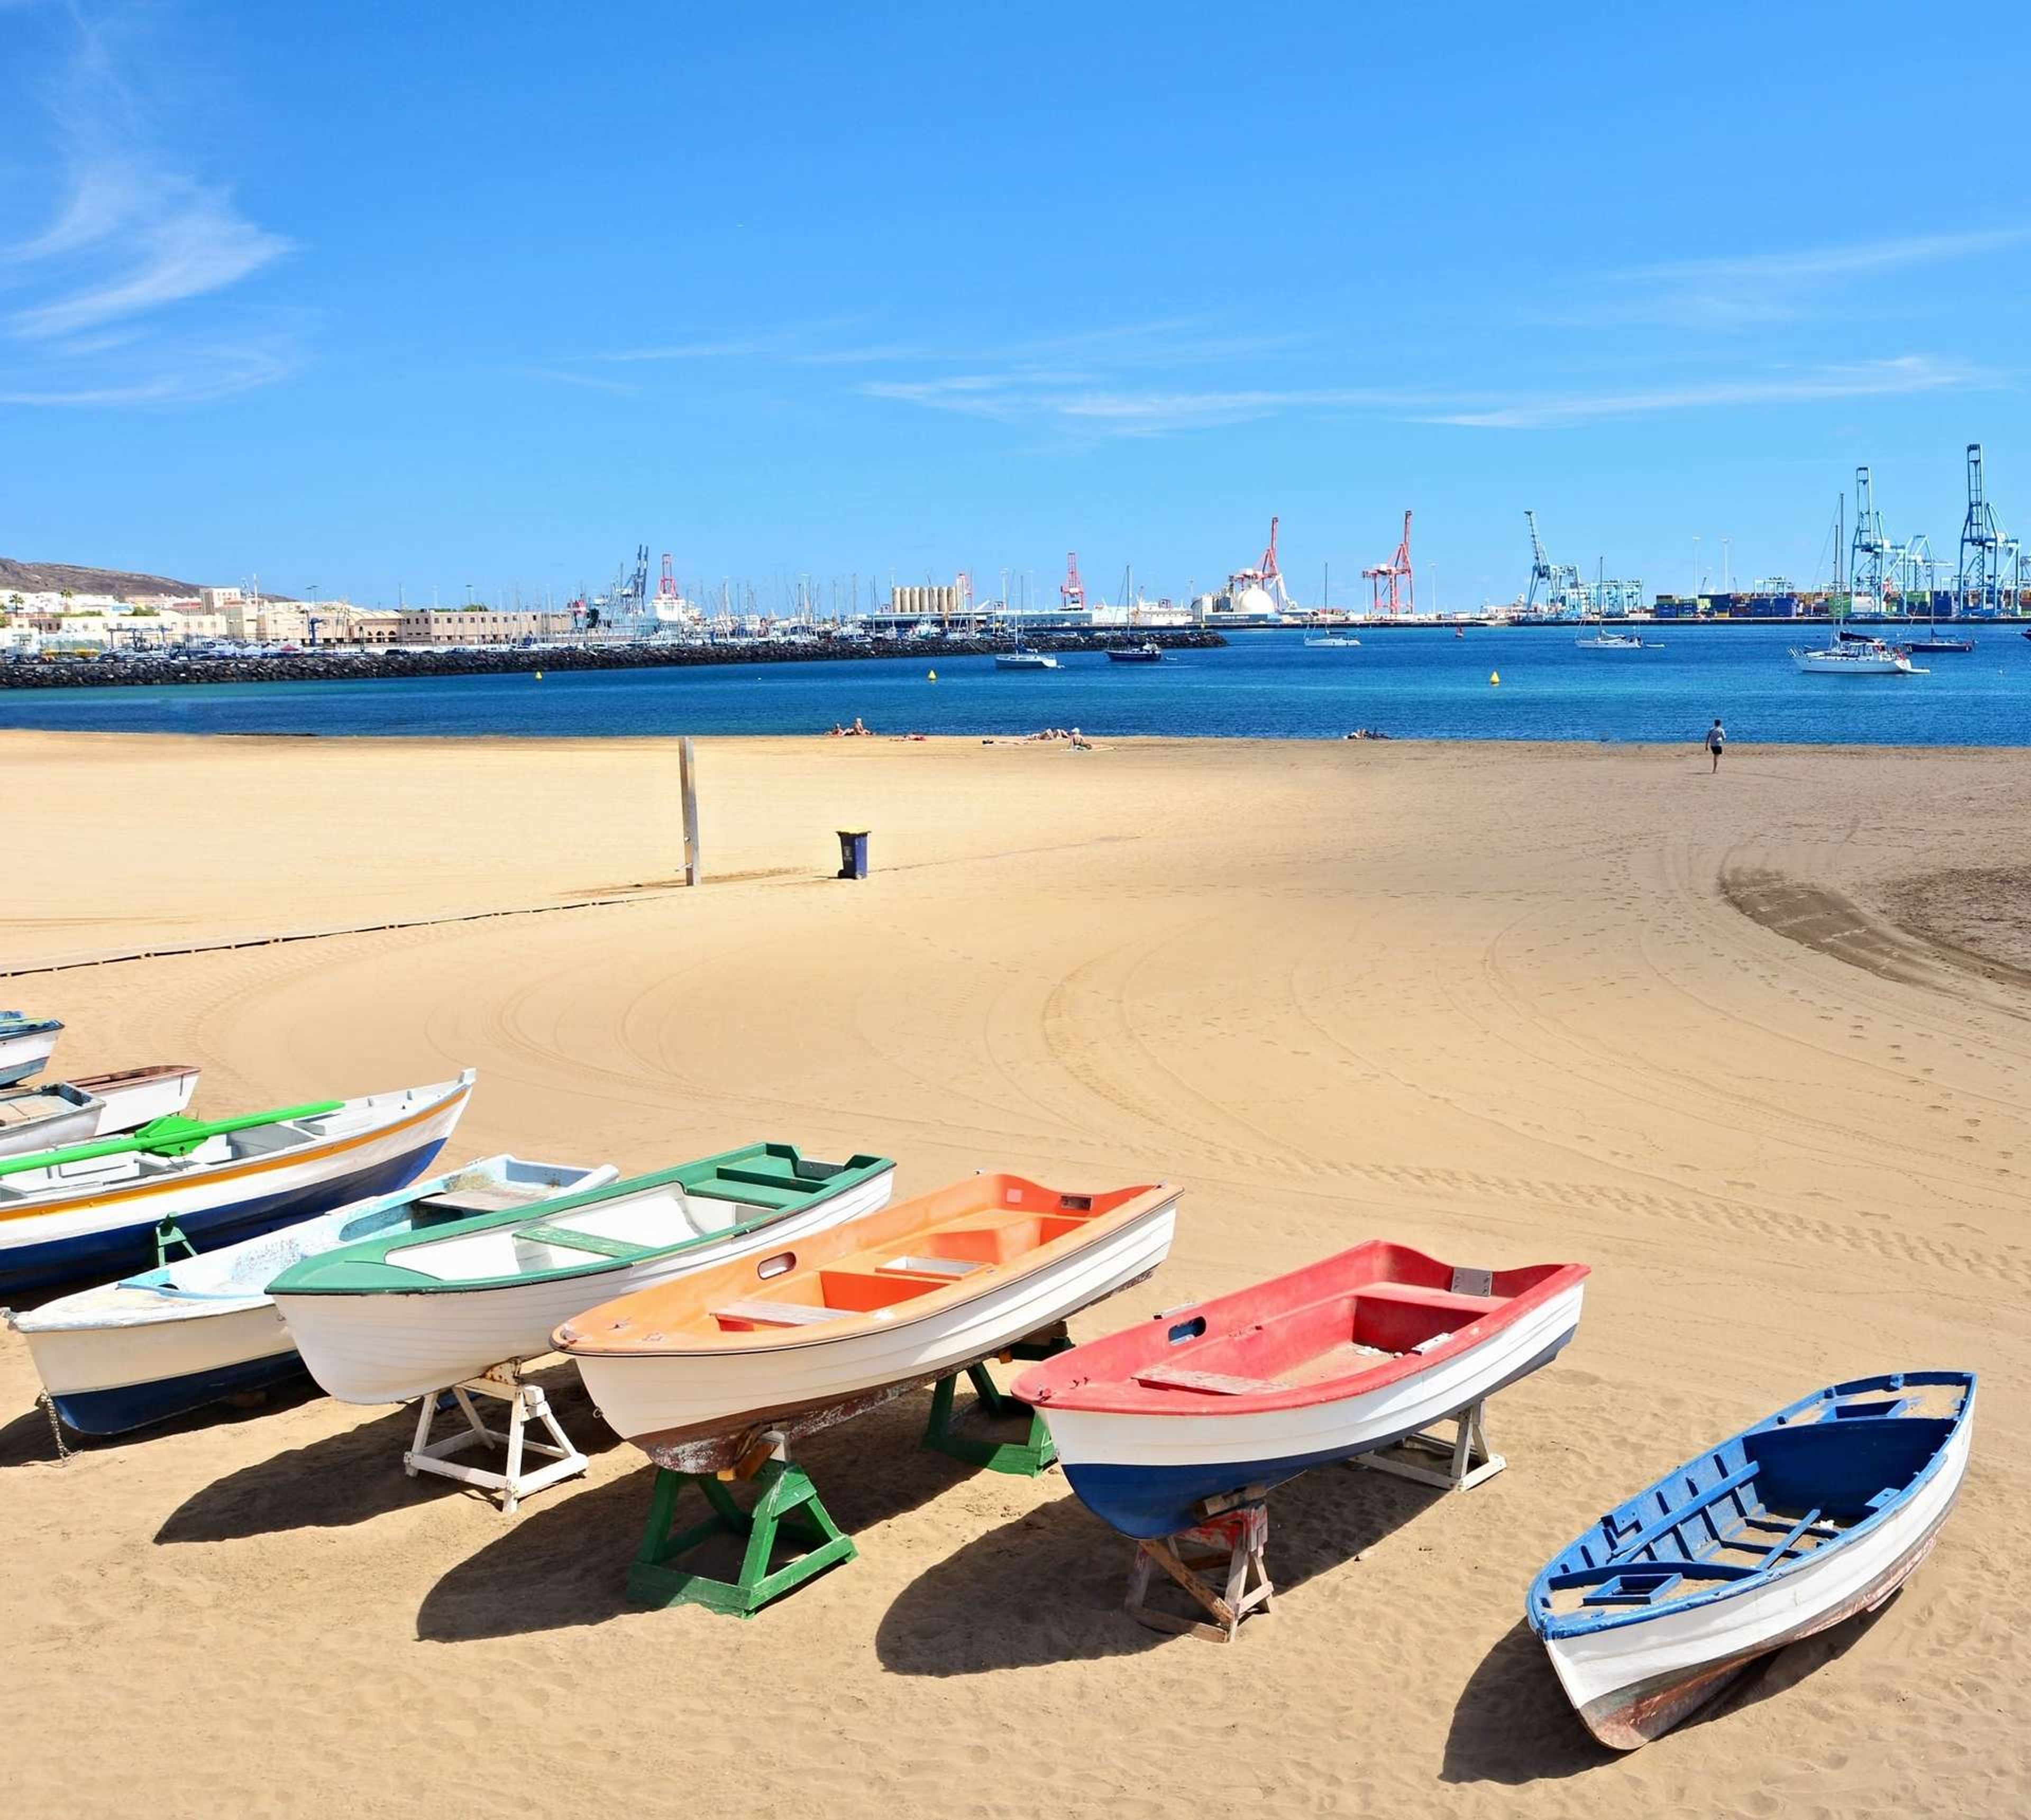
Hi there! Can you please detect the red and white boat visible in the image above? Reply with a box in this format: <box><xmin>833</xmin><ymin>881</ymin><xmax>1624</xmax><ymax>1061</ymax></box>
<box><xmin>1015</xmin><ymin>1241</ymin><xmax>1589</xmax><ymax>1539</ymax></box>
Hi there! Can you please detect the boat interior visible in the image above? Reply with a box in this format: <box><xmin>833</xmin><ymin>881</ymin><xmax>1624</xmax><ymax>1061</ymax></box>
<box><xmin>0</xmin><ymin>1079</ymin><xmax>459</xmax><ymax>1205</ymax></box>
<box><xmin>371</xmin><ymin>1150</ymin><xmax>881</xmax><ymax>1285</ymax></box>
<box><xmin>164</xmin><ymin>1158</ymin><xmax>615</xmax><ymax>1300</ymax></box>
<box><xmin>1538</xmin><ymin>1374</ymin><xmax>1971</xmax><ymax>1621</ymax></box>
<box><xmin>0</xmin><ymin>1083</ymin><xmax>94</xmax><ymax>1130</ymax></box>
<box><xmin>702</xmin><ymin>1188</ymin><xmax>1139</xmax><ymax>1335</ymax></box>
<box><xmin>1064</xmin><ymin>1248</ymin><xmax>1575</xmax><ymax>1401</ymax></box>
<box><xmin>570</xmin><ymin>1178</ymin><xmax>1158</xmax><ymax>1346</ymax></box>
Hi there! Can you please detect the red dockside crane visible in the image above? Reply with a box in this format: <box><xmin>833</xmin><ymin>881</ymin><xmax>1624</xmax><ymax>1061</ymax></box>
<box><xmin>1364</xmin><ymin>511</ymin><xmax>1414</xmax><ymax>615</ymax></box>
<box><xmin>1060</xmin><ymin>552</ymin><xmax>1086</xmax><ymax>611</ymax></box>
<box><xmin>656</xmin><ymin>554</ymin><xmax>681</xmax><ymax>602</ymax></box>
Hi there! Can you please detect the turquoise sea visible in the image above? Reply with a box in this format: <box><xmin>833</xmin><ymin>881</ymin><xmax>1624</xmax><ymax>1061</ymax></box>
<box><xmin>3</xmin><ymin>624</ymin><xmax>2029</xmax><ymax>744</ymax></box>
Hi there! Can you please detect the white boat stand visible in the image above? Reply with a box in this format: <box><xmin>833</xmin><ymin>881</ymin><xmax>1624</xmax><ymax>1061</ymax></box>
<box><xmin>403</xmin><ymin>1361</ymin><xmax>588</xmax><ymax>1515</ymax></box>
<box><xmin>1351</xmin><ymin>1397</ymin><xmax>1505</xmax><ymax>1492</ymax></box>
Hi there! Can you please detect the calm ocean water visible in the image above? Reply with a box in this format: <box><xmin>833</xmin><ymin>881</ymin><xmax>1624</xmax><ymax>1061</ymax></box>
<box><xmin>3</xmin><ymin>625</ymin><xmax>2029</xmax><ymax>744</ymax></box>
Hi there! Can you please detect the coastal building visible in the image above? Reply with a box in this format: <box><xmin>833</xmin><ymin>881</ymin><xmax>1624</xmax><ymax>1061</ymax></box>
<box><xmin>392</xmin><ymin>608</ymin><xmax>577</xmax><ymax>645</ymax></box>
<box><xmin>888</xmin><ymin>584</ymin><xmax>967</xmax><ymax>616</ymax></box>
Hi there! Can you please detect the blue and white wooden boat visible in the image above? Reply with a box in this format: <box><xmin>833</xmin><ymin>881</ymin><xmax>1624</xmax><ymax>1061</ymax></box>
<box><xmin>0</xmin><ymin>1013</ymin><xmax>62</xmax><ymax>1088</ymax></box>
<box><xmin>0</xmin><ymin>1069</ymin><xmax>474</xmax><ymax>1295</ymax></box>
<box><xmin>0</xmin><ymin>1064</ymin><xmax>202</xmax><ymax>1159</ymax></box>
<box><xmin>9</xmin><ymin>1153</ymin><xmax>615</xmax><ymax>1434</ymax></box>
<box><xmin>1528</xmin><ymin>1371</ymin><xmax>1975</xmax><ymax>1750</ymax></box>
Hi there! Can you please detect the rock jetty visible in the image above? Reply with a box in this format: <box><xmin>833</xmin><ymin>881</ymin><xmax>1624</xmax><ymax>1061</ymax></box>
<box><xmin>1</xmin><ymin>629</ymin><xmax>1226</xmax><ymax>690</ymax></box>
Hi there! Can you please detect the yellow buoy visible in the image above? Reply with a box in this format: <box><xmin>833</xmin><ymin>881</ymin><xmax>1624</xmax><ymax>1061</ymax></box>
<box><xmin>534</xmin><ymin>670</ymin><xmax>544</xmax><ymax>681</ymax></box>
<box><xmin>927</xmin><ymin>668</ymin><xmax>937</xmax><ymax>682</ymax></box>
<box><xmin>1489</xmin><ymin>669</ymin><xmax>1501</xmax><ymax>686</ymax></box>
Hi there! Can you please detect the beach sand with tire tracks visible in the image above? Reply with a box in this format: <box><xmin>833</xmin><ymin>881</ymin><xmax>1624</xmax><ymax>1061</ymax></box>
<box><xmin>2</xmin><ymin>729</ymin><xmax>2027</xmax><ymax>1817</ymax></box>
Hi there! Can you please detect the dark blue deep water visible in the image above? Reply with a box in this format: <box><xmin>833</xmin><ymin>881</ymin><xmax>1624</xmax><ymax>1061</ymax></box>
<box><xmin>3</xmin><ymin>625</ymin><xmax>2029</xmax><ymax>743</ymax></box>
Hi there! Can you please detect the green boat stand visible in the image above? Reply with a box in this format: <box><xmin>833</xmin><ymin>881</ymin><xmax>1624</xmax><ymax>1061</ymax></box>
<box><xmin>919</xmin><ymin>1332</ymin><xmax>1074</xmax><ymax>1476</ymax></box>
<box><xmin>627</xmin><ymin>1446</ymin><xmax>857</xmax><ymax>1618</ymax></box>
<box><xmin>625</xmin><ymin>1331</ymin><xmax>1074</xmax><ymax>1618</ymax></box>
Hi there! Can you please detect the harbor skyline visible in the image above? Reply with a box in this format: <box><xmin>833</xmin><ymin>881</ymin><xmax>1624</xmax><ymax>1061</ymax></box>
<box><xmin>4</xmin><ymin>4</ymin><xmax>2029</xmax><ymax>604</ymax></box>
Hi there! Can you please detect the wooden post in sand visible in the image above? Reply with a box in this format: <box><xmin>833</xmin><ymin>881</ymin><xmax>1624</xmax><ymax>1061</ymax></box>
<box><xmin>679</xmin><ymin>737</ymin><xmax>701</xmax><ymax>886</ymax></box>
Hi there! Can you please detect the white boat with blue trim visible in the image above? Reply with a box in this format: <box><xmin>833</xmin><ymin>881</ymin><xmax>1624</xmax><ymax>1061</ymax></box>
<box><xmin>0</xmin><ymin>1069</ymin><xmax>474</xmax><ymax>1294</ymax></box>
<box><xmin>1017</xmin><ymin>1241</ymin><xmax>1589</xmax><ymax>1539</ymax></box>
<box><xmin>1528</xmin><ymin>1371</ymin><xmax>1975</xmax><ymax>1750</ymax></box>
<box><xmin>9</xmin><ymin>1153</ymin><xmax>614</xmax><ymax>1434</ymax></box>
<box><xmin>0</xmin><ymin>1064</ymin><xmax>201</xmax><ymax>1159</ymax></box>
<box><xmin>0</xmin><ymin>1013</ymin><xmax>63</xmax><ymax>1088</ymax></box>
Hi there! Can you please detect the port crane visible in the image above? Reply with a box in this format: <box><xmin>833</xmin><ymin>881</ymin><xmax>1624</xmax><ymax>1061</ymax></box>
<box><xmin>1059</xmin><ymin>553</ymin><xmax>1086</xmax><ymax>612</ymax></box>
<box><xmin>1524</xmin><ymin>510</ymin><xmax>1579</xmax><ymax>610</ymax></box>
<box><xmin>1849</xmin><ymin>468</ymin><xmax>1892</xmax><ymax>607</ymax></box>
<box><xmin>1363</xmin><ymin>511</ymin><xmax>1415</xmax><ymax>615</ymax></box>
<box><xmin>1957</xmin><ymin>443</ymin><xmax>2008</xmax><ymax>614</ymax></box>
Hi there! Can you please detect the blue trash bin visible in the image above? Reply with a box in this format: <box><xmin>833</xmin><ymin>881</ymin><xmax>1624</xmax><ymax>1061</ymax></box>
<box><xmin>837</xmin><ymin>829</ymin><xmax>870</xmax><ymax>879</ymax></box>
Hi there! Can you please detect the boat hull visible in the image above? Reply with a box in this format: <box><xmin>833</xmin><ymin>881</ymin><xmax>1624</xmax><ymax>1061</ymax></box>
<box><xmin>1039</xmin><ymin>1284</ymin><xmax>1584</xmax><ymax>1538</ymax></box>
<box><xmin>578</xmin><ymin>1196</ymin><xmax>1178</xmax><ymax>1461</ymax></box>
<box><xmin>0</xmin><ymin>1077</ymin><xmax>472</xmax><ymax>1295</ymax></box>
<box><xmin>275</xmin><ymin>1168</ymin><xmax>898</xmax><ymax>1403</ymax></box>
<box><xmin>37</xmin><ymin>1303</ymin><xmax>307</xmax><ymax>1435</ymax></box>
<box><xmin>0</xmin><ymin>1026</ymin><xmax>59</xmax><ymax>1088</ymax></box>
<box><xmin>1545</xmin><ymin>1412</ymin><xmax>1972</xmax><ymax>1751</ymax></box>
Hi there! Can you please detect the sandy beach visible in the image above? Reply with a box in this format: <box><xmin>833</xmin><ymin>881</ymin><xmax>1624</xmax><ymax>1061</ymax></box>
<box><xmin>4</xmin><ymin>728</ymin><xmax>2027</xmax><ymax>1818</ymax></box>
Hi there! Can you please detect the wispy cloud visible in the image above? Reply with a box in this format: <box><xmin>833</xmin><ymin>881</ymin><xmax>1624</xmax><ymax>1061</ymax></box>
<box><xmin>1</xmin><ymin>5</ymin><xmax>297</xmax><ymax>407</ymax></box>
<box><xmin>519</xmin><ymin>365</ymin><xmax>639</xmax><ymax>395</ymax></box>
<box><xmin>1420</xmin><ymin>355</ymin><xmax>1979</xmax><ymax>429</ymax></box>
<box><xmin>1562</xmin><ymin>228</ymin><xmax>2030</xmax><ymax>328</ymax></box>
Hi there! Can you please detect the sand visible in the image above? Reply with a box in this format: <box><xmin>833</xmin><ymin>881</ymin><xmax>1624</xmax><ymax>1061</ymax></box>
<box><xmin>3</xmin><ymin>729</ymin><xmax>2027</xmax><ymax>1818</ymax></box>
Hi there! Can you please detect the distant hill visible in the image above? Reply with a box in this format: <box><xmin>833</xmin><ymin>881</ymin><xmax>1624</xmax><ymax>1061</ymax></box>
<box><xmin>0</xmin><ymin>557</ymin><xmax>207</xmax><ymax>601</ymax></box>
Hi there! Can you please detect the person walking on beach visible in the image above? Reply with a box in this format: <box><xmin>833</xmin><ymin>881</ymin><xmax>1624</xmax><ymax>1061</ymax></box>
<box><xmin>1705</xmin><ymin>717</ymin><xmax>1727</xmax><ymax>773</ymax></box>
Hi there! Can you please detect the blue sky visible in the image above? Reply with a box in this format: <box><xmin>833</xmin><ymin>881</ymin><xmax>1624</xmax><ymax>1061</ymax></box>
<box><xmin>2</xmin><ymin>1</ymin><xmax>2028</xmax><ymax>609</ymax></box>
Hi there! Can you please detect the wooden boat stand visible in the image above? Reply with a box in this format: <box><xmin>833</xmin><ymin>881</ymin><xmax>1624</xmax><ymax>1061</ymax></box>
<box><xmin>1351</xmin><ymin>1397</ymin><xmax>1505</xmax><ymax>1492</ymax></box>
<box><xmin>404</xmin><ymin>1361</ymin><xmax>589</xmax><ymax>1515</ymax></box>
<box><xmin>626</xmin><ymin>1327</ymin><xmax>1074</xmax><ymax>1618</ymax></box>
<box><xmin>1127</xmin><ymin>1484</ymin><xmax>1275</xmax><ymax>1644</ymax></box>
<box><xmin>1123</xmin><ymin>1398</ymin><xmax>1506</xmax><ymax>1644</ymax></box>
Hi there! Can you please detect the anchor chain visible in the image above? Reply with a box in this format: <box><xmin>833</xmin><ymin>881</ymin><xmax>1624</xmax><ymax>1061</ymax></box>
<box><xmin>36</xmin><ymin>1390</ymin><xmax>71</xmax><ymax>1463</ymax></box>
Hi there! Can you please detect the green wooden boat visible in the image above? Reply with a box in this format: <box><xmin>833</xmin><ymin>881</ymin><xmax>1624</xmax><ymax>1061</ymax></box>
<box><xmin>267</xmin><ymin>1142</ymin><xmax>896</xmax><ymax>1402</ymax></box>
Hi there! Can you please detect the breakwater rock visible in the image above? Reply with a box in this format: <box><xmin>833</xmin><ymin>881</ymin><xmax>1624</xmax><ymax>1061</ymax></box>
<box><xmin>0</xmin><ymin>629</ymin><xmax>1227</xmax><ymax>691</ymax></box>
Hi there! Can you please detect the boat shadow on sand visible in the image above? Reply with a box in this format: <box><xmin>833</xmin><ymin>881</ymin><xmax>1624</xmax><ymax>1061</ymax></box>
<box><xmin>0</xmin><ymin>1375</ymin><xmax>330</xmax><ymax>1471</ymax></box>
<box><xmin>1440</xmin><ymin>1596</ymin><xmax>1902</xmax><ymax>1785</ymax></box>
<box><xmin>415</xmin><ymin>1390</ymin><xmax>994</xmax><ymax>1643</ymax></box>
<box><xmin>152</xmin><ymin>1363</ymin><xmax>626</xmax><ymax>1544</ymax></box>
<box><xmin>876</xmin><ymin>1462</ymin><xmax>1443</xmax><ymax>1675</ymax></box>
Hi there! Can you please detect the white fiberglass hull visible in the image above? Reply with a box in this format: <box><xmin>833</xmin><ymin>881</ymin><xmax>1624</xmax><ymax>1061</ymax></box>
<box><xmin>575</xmin><ymin>1197</ymin><xmax>1178</xmax><ymax>1457</ymax></box>
<box><xmin>1790</xmin><ymin>648</ymin><xmax>1913</xmax><ymax>674</ymax></box>
<box><xmin>276</xmin><ymin>1170</ymin><xmax>898</xmax><ymax>1404</ymax></box>
<box><xmin>1544</xmin><ymin>1412</ymin><xmax>1972</xmax><ymax>1750</ymax></box>
<box><xmin>0</xmin><ymin>1026</ymin><xmax>59</xmax><ymax>1087</ymax></box>
<box><xmin>10</xmin><ymin>1154</ymin><xmax>613</xmax><ymax>1434</ymax></box>
<box><xmin>0</xmin><ymin>1072</ymin><xmax>475</xmax><ymax>1294</ymax></box>
<box><xmin>1038</xmin><ymin>1283</ymin><xmax>1585</xmax><ymax>1539</ymax></box>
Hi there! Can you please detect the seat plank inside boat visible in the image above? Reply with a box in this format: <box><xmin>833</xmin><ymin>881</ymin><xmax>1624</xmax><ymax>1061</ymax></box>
<box><xmin>711</xmin><ymin>1299</ymin><xmax>849</xmax><ymax>1328</ymax></box>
